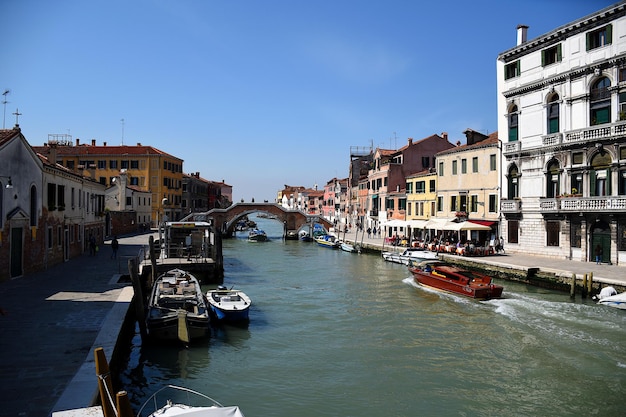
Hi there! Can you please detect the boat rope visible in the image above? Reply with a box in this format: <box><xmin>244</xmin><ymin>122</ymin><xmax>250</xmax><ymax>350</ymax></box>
<box><xmin>97</xmin><ymin>372</ymin><xmax>119</xmax><ymax>417</ymax></box>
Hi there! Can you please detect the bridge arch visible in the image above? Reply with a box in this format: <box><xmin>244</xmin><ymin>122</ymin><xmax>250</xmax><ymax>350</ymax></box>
<box><xmin>181</xmin><ymin>203</ymin><xmax>333</xmax><ymax>237</ymax></box>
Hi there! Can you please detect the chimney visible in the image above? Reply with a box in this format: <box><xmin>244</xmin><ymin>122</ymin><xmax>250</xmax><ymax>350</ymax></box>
<box><xmin>456</xmin><ymin>141</ymin><xmax>461</xmax><ymax>146</ymax></box>
<box><xmin>103</xmin><ymin>141</ymin><xmax>107</xmax><ymax>146</ymax></box>
<box><xmin>91</xmin><ymin>139</ymin><xmax>96</xmax><ymax>146</ymax></box>
<box><xmin>517</xmin><ymin>24</ymin><xmax>528</xmax><ymax>46</ymax></box>
<box><xmin>49</xmin><ymin>143</ymin><xmax>58</xmax><ymax>165</ymax></box>
<box><xmin>442</xmin><ymin>132</ymin><xmax>448</xmax><ymax>141</ymax></box>
<box><xmin>407</xmin><ymin>138</ymin><xmax>413</xmax><ymax>146</ymax></box>
<box><xmin>76</xmin><ymin>138</ymin><xmax>80</xmax><ymax>146</ymax></box>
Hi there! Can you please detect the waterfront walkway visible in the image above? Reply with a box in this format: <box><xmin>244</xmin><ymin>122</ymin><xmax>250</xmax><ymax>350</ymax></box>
<box><xmin>1</xmin><ymin>230</ymin><xmax>625</xmax><ymax>417</ymax></box>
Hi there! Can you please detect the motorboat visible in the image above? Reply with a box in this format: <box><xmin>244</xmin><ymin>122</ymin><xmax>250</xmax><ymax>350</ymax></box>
<box><xmin>382</xmin><ymin>247</ymin><xmax>439</xmax><ymax>265</ymax></box>
<box><xmin>340</xmin><ymin>241</ymin><xmax>360</xmax><ymax>253</ymax></box>
<box><xmin>594</xmin><ymin>286</ymin><xmax>626</xmax><ymax>310</ymax></box>
<box><xmin>248</xmin><ymin>229</ymin><xmax>268</xmax><ymax>242</ymax></box>
<box><xmin>314</xmin><ymin>234</ymin><xmax>340</xmax><ymax>249</ymax></box>
<box><xmin>146</xmin><ymin>269</ymin><xmax>210</xmax><ymax>343</ymax></box>
<box><xmin>137</xmin><ymin>384</ymin><xmax>246</xmax><ymax>417</ymax></box>
<box><xmin>409</xmin><ymin>261</ymin><xmax>503</xmax><ymax>300</ymax></box>
<box><xmin>207</xmin><ymin>285</ymin><xmax>252</xmax><ymax>322</ymax></box>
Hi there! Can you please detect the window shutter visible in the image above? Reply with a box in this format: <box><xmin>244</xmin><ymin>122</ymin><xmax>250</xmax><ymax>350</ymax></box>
<box><xmin>541</xmin><ymin>50</ymin><xmax>546</xmax><ymax>67</ymax></box>
<box><xmin>590</xmin><ymin>171</ymin><xmax>597</xmax><ymax>195</ymax></box>
<box><xmin>516</xmin><ymin>60</ymin><xmax>521</xmax><ymax>76</ymax></box>
<box><xmin>607</xmin><ymin>24</ymin><xmax>613</xmax><ymax>44</ymax></box>
<box><xmin>586</xmin><ymin>32</ymin><xmax>591</xmax><ymax>51</ymax></box>
<box><xmin>606</xmin><ymin>169</ymin><xmax>612</xmax><ymax>195</ymax></box>
<box><xmin>557</xmin><ymin>44</ymin><xmax>562</xmax><ymax>62</ymax></box>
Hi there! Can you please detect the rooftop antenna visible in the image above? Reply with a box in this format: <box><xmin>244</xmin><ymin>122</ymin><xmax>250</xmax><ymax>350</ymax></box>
<box><xmin>12</xmin><ymin>108</ymin><xmax>22</xmax><ymax>127</ymax></box>
<box><xmin>121</xmin><ymin>118</ymin><xmax>125</xmax><ymax>145</ymax></box>
<box><xmin>2</xmin><ymin>89</ymin><xmax>10</xmax><ymax>129</ymax></box>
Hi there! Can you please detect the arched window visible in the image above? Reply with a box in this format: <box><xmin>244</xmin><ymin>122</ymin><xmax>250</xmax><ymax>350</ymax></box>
<box><xmin>546</xmin><ymin>160</ymin><xmax>560</xmax><ymax>198</ymax></box>
<box><xmin>508</xmin><ymin>105</ymin><xmax>519</xmax><ymax>142</ymax></box>
<box><xmin>507</xmin><ymin>164</ymin><xmax>520</xmax><ymax>199</ymax></box>
<box><xmin>30</xmin><ymin>185</ymin><xmax>37</xmax><ymax>227</ymax></box>
<box><xmin>590</xmin><ymin>77</ymin><xmax>611</xmax><ymax>125</ymax></box>
<box><xmin>590</xmin><ymin>151</ymin><xmax>612</xmax><ymax>196</ymax></box>
<box><xmin>547</xmin><ymin>94</ymin><xmax>560</xmax><ymax>133</ymax></box>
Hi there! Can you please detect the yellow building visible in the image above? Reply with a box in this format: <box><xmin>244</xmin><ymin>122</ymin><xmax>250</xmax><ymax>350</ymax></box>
<box><xmin>406</xmin><ymin>169</ymin><xmax>437</xmax><ymax>221</ymax></box>
<box><xmin>435</xmin><ymin>130</ymin><xmax>500</xmax><ymax>238</ymax></box>
<box><xmin>33</xmin><ymin>137</ymin><xmax>184</xmax><ymax>225</ymax></box>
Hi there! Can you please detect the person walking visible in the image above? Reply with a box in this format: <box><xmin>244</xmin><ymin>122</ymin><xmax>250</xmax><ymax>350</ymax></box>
<box><xmin>595</xmin><ymin>244</ymin><xmax>603</xmax><ymax>264</ymax></box>
<box><xmin>89</xmin><ymin>234</ymin><xmax>96</xmax><ymax>256</ymax></box>
<box><xmin>111</xmin><ymin>236</ymin><xmax>119</xmax><ymax>259</ymax></box>
<box><xmin>499</xmin><ymin>236</ymin><xmax>505</xmax><ymax>254</ymax></box>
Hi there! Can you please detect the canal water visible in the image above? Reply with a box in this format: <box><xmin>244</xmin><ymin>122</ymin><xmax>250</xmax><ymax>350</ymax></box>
<box><xmin>119</xmin><ymin>215</ymin><xmax>626</xmax><ymax>416</ymax></box>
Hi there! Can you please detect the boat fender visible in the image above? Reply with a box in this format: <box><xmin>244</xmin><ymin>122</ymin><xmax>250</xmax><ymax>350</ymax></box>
<box><xmin>464</xmin><ymin>286</ymin><xmax>472</xmax><ymax>293</ymax></box>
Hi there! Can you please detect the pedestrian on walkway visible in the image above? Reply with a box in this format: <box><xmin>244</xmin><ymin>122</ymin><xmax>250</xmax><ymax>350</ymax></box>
<box><xmin>89</xmin><ymin>234</ymin><xmax>96</xmax><ymax>256</ymax></box>
<box><xmin>367</xmin><ymin>227</ymin><xmax>371</xmax><ymax>238</ymax></box>
<box><xmin>595</xmin><ymin>244</ymin><xmax>603</xmax><ymax>264</ymax></box>
<box><xmin>372</xmin><ymin>227</ymin><xmax>377</xmax><ymax>238</ymax></box>
<box><xmin>499</xmin><ymin>236</ymin><xmax>505</xmax><ymax>254</ymax></box>
<box><xmin>111</xmin><ymin>236</ymin><xmax>119</xmax><ymax>259</ymax></box>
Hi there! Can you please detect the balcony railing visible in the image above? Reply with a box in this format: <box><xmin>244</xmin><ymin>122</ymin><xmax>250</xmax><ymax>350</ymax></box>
<box><xmin>539</xmin><ymin>195</ymin><xmax>626</xmax><ymax>213</ymax></box>
<box><xmin>500</xmin><ymin>199</ymin><xmax>522</xmax><ymax>214</ymax></box>
<box><xmin>504</xmin><ymin>121</ymin><xmax>626</xmax><ymax>155</ymax></box>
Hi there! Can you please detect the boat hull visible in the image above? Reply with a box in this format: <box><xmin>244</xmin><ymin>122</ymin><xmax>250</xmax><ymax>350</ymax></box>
<box><xmin>382</xmin><ymin>249</ymin><xmax>439</xmax><ymax>265</ymax></box>
<box><xmin>597</xmin><ymin>292</ymin><xmax>626</xmax><ymax>310</ymax></box>
<box><xmin>207</xmin><ymin>289</ymin><xmax>252</xmax><ymax>322</ymax></box>
<box><xmin>409</xmin><ymin>264</ymin><xmax>503</xmax><ymax>300</ymax></box>
<box><xmin>314</xmin><ymin>235</ymin><xmax>340</xmax><ymax>249</ymax></box>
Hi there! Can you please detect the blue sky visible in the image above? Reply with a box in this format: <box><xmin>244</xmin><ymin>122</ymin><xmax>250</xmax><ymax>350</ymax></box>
<box><xmin>1</xmin><ymin>0</ymin><xmax>617</xmax><ymax>202</ymax></box>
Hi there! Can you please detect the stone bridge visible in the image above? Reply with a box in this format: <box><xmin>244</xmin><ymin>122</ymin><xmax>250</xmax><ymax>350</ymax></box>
<box><xmin>181</xmin><ymin>203</ymin><xmax>333</xmax><ymax>237</ymax></box>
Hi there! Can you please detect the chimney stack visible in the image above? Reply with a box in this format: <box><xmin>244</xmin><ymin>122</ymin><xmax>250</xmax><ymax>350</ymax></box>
<box><xmin>91</xmin><ymin>139</ymin><xmax>96</xmax><ymax>146</ymax></box>
<box><xmin>408</xmin><ymin>138</ymin><xmax>413</xmax><ymax>146</ymax></box>
<box><xmin>442</xmin><ymin>132</ymin><xmax>448</xmax><ymax>141</ymax></box>
<box><xmin>517</xmin><ymin>24</ymin><xmax>529</xmax><ymax>46</ymax></box>
<box><xmin>49</xmin><ymin>143</ymin><xmax>58</xmax><ymax>165</ymax></box>
<box><xmin>103</xmin><ymin>141</ymin><xmax>107</xmax><ymax>146</ymax></box>
<box><xmin>76</xmin><ymin>138</ymin><xmax>80</xmax><ymax>146</ymax></box>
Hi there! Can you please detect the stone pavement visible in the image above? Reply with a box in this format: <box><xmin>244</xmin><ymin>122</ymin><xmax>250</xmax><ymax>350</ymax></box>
<box><xmin>0</xmin><ymin>232</ymin><xmax>155</xmax><ymax>417</ymax></box>
<box><xmin>1</xmin><ymin>229</ymin><xmax>625</xmax><ymax>417</ymax></box>
<box><xmin>341</xmin><ymin>229</ymin><xmax>626</xmax><ymax>288</ymax></box>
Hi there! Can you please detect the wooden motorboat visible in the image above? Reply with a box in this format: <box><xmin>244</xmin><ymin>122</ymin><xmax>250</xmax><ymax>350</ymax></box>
<box><xmin>207</xmin><ymin>286</ymin><xmax>252</xmax><ymax>322</ymax></box>
<box><xmin>248</xmin><ymin>229</ymin><xmax>268</xmax><ymax>242</ymax></box>
<box><xmin>382</xmin><ymin>247</ymin><xmax>439</xmax><ymax>265</ymax></box>
<box><xmin>409</xmin><ymin>262</ymin><xmax>503</xmax><ymax>300</ymax></box>
<box><xmin>146</xmin><ymin>269</ymin><xmax>210</xmax><ymax>343</ymax></box>
<box><xmin>340</xmin><ymin>241</ymin><xmax>360</xmax><ymax>253</ymax></box>
<box><xmin>137</xmin><ymin>385</ymin><xmax>246</xmax><ymax>417</ymax></box>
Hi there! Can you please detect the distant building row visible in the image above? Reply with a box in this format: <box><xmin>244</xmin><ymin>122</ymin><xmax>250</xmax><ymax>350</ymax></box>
<box><xmin>0</xmin><ymin>129</ymin><xmax>232</xmax><ymax>281</ymax></box>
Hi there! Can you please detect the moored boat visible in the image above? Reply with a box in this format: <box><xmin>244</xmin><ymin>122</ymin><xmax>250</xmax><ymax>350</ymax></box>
<box><xmin>340</xmin><ymin>240</ymin><xmax>360</xmax><ymax>253</ymax></box>
<box><xmin>207</xmin><ymin>285</ymin><xmax>252</xmax><ymax>322</ymax></box>
<box><xmin>146</xmin><ymin>269</ymin><xmax>210</xmax><ymax>343</ymax></box>
<box><xmin>137</xmin><ymin>384</ymin><xmax>246</xmax><ymax>417</ymax></box>
<box><xmin>382</xmin><ymin>247</ymin><xmax>439</xmax><ymax>265</ymax></box>
<box><xmin>314</xmin><ymin>234</ymin><xmax>340</xmax><ymax>249</ymax></box>
<box><xmin>248</xmin><ymin>229</ymin><xmax>268</xmax><ymax>242</ymax></box>
<box><xmin>594</xmin><ymin>286</ymin><xmax>626</xmax><ymax>310</ymax></box>
<box><xmin>408</xmin><ymin>261</ymin><xmax>503</xmax><ymax>300</ymax></box>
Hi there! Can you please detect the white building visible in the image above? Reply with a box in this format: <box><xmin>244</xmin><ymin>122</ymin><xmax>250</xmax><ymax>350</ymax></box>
<box><xmin>497</xmin><ymin>2</ymin><xmax>626</xmax><ymax>263</ymax></box>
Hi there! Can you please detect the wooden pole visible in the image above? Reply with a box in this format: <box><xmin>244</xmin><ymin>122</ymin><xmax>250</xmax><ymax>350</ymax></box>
<box><xmin>588</xmin><ymin>272</ymin><xmax>594</xmax><ymax>295</ymax></box>
<box><xmin>570</xmin><ymin>274</ymin><xmax>576</xmax><ymax>299</ymax></box>
<box><xmin>149</xmin><ymin>235</ymin><xmax>157</xmax><ymax>289</ymax></box>
<box><xmin>94</xmin><ymin>347</ymin><xmax>116</xmax><ymax>417</ymax></box>
<box><xmin>129</xmin><ymin>258</ymin><xmax>148</xmax><ymax>340</ymax></box>
<box><xmin>581</xmin><ymin>273</ymin><xmax>588</xmax><ymax>298</ymax></box>
<box><xmin>116</xmin><ymin>391</ymin><xmax>135</xmax><ymax>417</ymax></box>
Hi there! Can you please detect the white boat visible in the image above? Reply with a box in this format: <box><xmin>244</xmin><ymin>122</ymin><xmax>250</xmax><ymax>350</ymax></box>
<box><xmin>595</xmin><ymin>286</ymin><xmax>626</xmax><ymax>310</ymax></box>
<box><xmin>340</xmin><ymin>241</ymin><xmax>360</xmax><ymax>253</ymax></box>
<box><xmin>137</xmin><ymin>385</ymin><xmax>245</xmax><ymax>417</ymax></box>
<box><xmin>314</xmin><ymin>234</ymin><xmax>340</xmax><ymax>249</ymax></box>
<box><xmin>207</xmin><ymin>286</ymin><xmax>252</xmax><ymax>322</ymax></box>
<box><xmin>146</xmin><ymin>269</ymin><xmax>210</xmax><ymax>343</ymax></box>
<box><xmin>248</xmin><ymin>229</ymin><xmax>268</xmax><ymax>242</ymax></box>
<box><xmin>382</xmin><ymin>247</ymin><xmax>439</xmax><ymax>265</ymax></box>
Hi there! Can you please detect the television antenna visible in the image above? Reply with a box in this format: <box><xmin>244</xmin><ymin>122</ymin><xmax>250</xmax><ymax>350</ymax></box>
<box><xmin>2</xmin><ymin>89</ymin><xmax>10</xmax><ymax>129</ymax></box>
<box><xmin>121</xmin><ymin>118</ymin><xmax>125</xmax><ymax>145</ymax></box>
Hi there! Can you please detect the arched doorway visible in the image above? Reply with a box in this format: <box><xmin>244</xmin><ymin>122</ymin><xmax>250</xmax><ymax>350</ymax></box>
<box><xmin>590</xmin><ymin>220</ymin><xmax>610</xmax><ymax>264</ymax></box>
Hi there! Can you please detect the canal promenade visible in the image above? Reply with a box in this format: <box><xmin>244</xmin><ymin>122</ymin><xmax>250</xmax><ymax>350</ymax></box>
<box><xmin>1</xmin><ymin>229</ymin><xmax>625</xmax><ymax>417</ymax></box>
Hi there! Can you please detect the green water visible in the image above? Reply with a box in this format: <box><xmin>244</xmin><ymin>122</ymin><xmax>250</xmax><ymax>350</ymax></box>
<box><xmin>120</xmin><ymin>215</ymin><xmax>626</xmax><ymax>416</ymax></box>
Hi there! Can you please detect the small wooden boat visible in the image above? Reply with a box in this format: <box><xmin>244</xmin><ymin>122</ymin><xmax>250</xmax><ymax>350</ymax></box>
<box><xmin>314</xmin><ymin>234</ymin><xmax>340</xmax><ymax>249</ymax></box>
<box><xmin>340</xmin><ymin>241</ymin><xmax>360</xmax><ymax>253</ymax></box>
<box><xmin>146</xmin><ymin>269</ymin><xmax>210</xmax><ymax>343</ymax></box>
<box><xmin>409</xmin><ymin>262</ymin><xmax>503</xmax><ymax>300</ymax></box>
<box><xmin>207</xmin><ymin>286</ymin><xmax>252</xmax><ymax>322</ymax></box>
<box><xmin>382</xmin><ymin>247</ymin><xmax>439</xmax><ymax>265</ymax></box>
<box><xmin>248</xmin><ymin>229</ymin><xmax>268</xmax><ymax>242</ymax></box>
<box><xmin>137</xmin><ymin>384</ymin><xmax>246</xmax><ymax>417</ymax></box>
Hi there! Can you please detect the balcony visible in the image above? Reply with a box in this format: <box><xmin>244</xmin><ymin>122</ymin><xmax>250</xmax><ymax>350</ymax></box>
<box><xmin>500</xmin><ymin>199</ymin><xmax>522</xmax><ymax>214</ymax></box>
<box><xmin>539</xmin><ymin>195</ymin><xmax>626</xmax><ymax>214</ymax></box>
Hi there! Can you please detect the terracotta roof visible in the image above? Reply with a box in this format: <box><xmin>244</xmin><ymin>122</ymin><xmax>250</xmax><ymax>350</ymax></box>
<box><xmin>0</xmin><ymin>127</ymin><xmax>21</xmax><ymax>147</ymax></box>
<box><xmin>31</xmin><ymin>144</ymin><xmax>183</xmax><ymax>161</ymax></box>
<box><xmin>437</xmin><ymin>131</ymin><xmax>499</xmax><ymax>155</ymax></box>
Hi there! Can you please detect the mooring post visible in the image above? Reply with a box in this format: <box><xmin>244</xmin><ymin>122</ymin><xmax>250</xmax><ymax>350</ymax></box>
<box><xmin>129</xmin><ymin>258</ymin><xmax>148</xmax><ymax>340</ymax></box>
<box><xmin>116</xmin><ymin>391</ymin><xmax>134</xmax><ymax>417</ymax></box>
<box><xmin>94</xmin><ymin>347</ymin><xmax>116</xmax><ymax>417</ymax></box>
<box><xmin>581</xmin><ymin>273</ymin><xmax>588</xmax><ymax>298</ymax></box>
<box><xmin>149</xmin><ymin>235</ymin><xmax>157</xmax><ymax>289</ymax></box>
<box><xmin>588</xmin><ymin>272</ymin><xmax>594</xmax><ymax>296</ymax></box>
<box><xmin>570</xmin><ymin>273</ymin><xmax>576</xmax><ymax>299</ymax></box>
